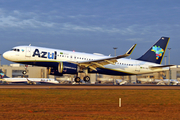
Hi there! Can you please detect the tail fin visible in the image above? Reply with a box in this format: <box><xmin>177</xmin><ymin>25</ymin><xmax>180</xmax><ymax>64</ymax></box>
<box><xmin>0</xmin><ymin>69</ymin><xmax>5</xmax><ymax>79</ymax></box>
<box><xmin>0</xmin><ymin>69</ymin><xmax>9</xmax><ymax>78</ymax></box>
<box><xmin>137</xmin><ymin>37</ymin><xmax>170</xmax><ymax>64</ymax></box>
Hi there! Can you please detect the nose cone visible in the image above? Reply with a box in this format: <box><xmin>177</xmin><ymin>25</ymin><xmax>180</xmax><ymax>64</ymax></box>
<box><xmin>3</xmin><ymin>52</ymin><xmax>9</xmax><ymax>60</ymax></box>
<box><xmin>3</xmin><ymin>51</ymin><xmax>12</xmax><ymax>61</ymax></box>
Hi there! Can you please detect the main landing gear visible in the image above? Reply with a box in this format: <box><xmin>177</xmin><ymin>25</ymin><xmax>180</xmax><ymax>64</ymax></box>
<box><xmin>74</xmin><ymin>77</ymin><xmax>81</xmax><ymax>83</ymax></box>
<box><xmin>84</xmin><ymin>76</ymin><xmax>90</xmax><ymax>82</ymax></box>
<box><xmin>22</xmin><ymin>65</ymin><xmax>28</xmax><ymax>75</ymax></box>
<box><xmin>74</xmin><ymin>68</ymin><xmax>91</xmax><ymax>83</ymax></box>
<box><xmin>74</xmin><ymin>76</ymin><xmax>90</xmax><ymax>83</ymax></box>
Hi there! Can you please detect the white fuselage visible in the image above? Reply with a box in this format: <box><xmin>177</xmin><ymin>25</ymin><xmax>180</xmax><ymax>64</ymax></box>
<box><xmin>3</xmin><ymin>46</ymin><xmax>168</xmax><ymax>75</ymax></box>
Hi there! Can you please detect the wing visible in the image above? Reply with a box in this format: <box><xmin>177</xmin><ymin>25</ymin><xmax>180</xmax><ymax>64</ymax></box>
<box><xmin>77</xmin><ymin>44</ymin><xmax>136</xmax><ymax>71</ymax></box>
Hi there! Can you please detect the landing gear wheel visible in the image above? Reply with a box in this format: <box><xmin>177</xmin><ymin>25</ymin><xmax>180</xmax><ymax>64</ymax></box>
<box><xmin>75</xmin><ymin>77</ymin><xmax>81</xmax><ymax>83</ymax></box>
<box><xmin>22</xmin><ymin>70</ymin><xmax>27</xmax><ymax>75</ymax></box>
<box><xmin>83</xmin><ymin>76</ymin><xmax>90</xmax><ymax>82</ymax></box>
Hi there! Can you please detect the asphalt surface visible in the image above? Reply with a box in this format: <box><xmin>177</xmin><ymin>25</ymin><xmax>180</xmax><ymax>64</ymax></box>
<box><xmin>0</xmin><ymin>84</ymin><xmax>180</xmax><ymax>89</ymax></box>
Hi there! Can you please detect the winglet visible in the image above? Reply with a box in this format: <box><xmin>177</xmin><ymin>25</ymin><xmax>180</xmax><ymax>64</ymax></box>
<box><xmin>116</xmin><ymin>44</ymin><xmax>136</xmax><ymax>59</ymax></box>
<box><xmin>126</xmin><ymin>44</ymin><xmax>137</xmax><ymax>55</ymax></box>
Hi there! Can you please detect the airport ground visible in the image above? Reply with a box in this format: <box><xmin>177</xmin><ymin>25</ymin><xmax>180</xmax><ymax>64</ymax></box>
<box><xmin>0</xmin><ymin>86</ymin><xmax>180</xmax><ymax>120</ymax></box>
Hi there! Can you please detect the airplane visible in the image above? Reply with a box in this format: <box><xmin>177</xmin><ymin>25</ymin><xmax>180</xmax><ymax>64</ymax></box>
<box><xmin>155</xmin><ymin>79</ymin><xmax>179</xmax><ymax>85</ymax></box>
<box><xmin>1</xmin><ymin>77</ymin><xmax>59</xmax><ymax>84</ymax></box>
<box><xmin>3</xmin><ymin>37</ymin><xmax>172</xmax><ymax>83</ymax></box>
<box><xmin>97</xmin><ymin>78</ymin><xmax>127</xmax><ymax>85</ymax></box>
<box><xmin>137</xmin><ymin>77</ymin><xmax>179</xmax><ymax>85</ymax></box>
<box><xmin>0</xmin><ymin>70</ymin><xmax>59</xmax><ymax>84</ymax></box>
<box><xmin>27</xmin><ymin>78</ymin><xmax>59</xmax><ymax>84</ymax></box>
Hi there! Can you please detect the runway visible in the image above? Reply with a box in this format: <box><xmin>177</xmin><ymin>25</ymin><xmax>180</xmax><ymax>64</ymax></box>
<box><xmin>0</xmin><ymin>84</ymin><xmax>180</xmax><ymax>89</ymax></box>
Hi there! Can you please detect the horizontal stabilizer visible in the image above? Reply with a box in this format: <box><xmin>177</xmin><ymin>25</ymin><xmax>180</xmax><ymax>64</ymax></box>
<box><xmin>150</xmin><ymin>65</ymin><xmax>175</xmax><ymax>69</ymax></box>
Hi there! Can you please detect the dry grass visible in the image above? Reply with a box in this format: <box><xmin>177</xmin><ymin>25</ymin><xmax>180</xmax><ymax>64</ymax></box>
<box><xmin>0</xmin><ymin>89</ymin><xmax>180</xmax><ymax>120</ymax></box>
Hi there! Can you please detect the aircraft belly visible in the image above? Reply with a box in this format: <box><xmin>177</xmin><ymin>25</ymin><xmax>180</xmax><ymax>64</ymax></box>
<box><xmin>89</xmin><ymin>67</ymin><xmax>135</xmax><ymax>75</ymax></box>
<box><xmin>101</xmin><ymin>64</ymin><xmax>136</xmax><ymax>75</ymax></box>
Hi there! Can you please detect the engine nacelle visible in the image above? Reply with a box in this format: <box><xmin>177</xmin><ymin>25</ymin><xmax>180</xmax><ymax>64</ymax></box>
<box><xmin>48</xmin><ymin>62</ymin><xmax>78</xmax><ymax>76</ymax></box>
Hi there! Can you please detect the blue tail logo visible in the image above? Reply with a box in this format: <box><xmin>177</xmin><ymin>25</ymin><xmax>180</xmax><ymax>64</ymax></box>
<box><xmin>0</xmin><ymin>73</ymin><xmax>4</xmax><ymax>78</ymax></box>
<box><xmin>151</xmin><ymin>45</ymin><xmax>164</xmax><ymax>60</ymax></box>
<box><xmin>137</xmin><ymin>37</ymin><xmax>169</xmax><ymax>64</ymax></box>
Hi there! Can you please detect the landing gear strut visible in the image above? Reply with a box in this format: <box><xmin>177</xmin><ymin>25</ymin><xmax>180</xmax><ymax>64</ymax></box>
<box><xmin>22</xmin><ymin>65</ymin><xmax>28</xmax><ymax>75</ymax></box>
<box><xmin>74</xmin><ymin>68</ymin><xmax>91</xmax><ymax>83</ymax></box>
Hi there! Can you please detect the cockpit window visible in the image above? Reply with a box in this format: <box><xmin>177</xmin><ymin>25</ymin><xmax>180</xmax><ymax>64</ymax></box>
<box><xmin>11</xmin><ymin>48</ymin><xmax>20</xmax><ymax>52</ymax></box>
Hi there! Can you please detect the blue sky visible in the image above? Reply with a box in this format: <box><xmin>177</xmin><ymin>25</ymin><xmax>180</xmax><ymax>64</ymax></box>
<box><xmin>0</xmin><ymin>0</ymin><xmax>180</xmax><ymax>65</ymax></box>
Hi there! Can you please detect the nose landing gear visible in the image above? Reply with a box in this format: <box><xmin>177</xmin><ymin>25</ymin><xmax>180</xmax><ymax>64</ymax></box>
<box><xmin>22</xmin><ymin>65</ymin><xmax>28</xmax><ymax>75</ymax></box>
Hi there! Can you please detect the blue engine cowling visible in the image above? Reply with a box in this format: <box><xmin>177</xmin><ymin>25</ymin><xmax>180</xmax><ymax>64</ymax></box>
<box><xmin>49</xmin><ymin>62</ymin><xmax>78</xmax><ymax>76</ymax></box>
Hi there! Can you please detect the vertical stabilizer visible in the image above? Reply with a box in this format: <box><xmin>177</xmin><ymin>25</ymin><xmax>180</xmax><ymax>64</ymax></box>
<box><xmin>0</xmin><ymin>69</ymin><xmax>4</xmax><ymax>78</ymax></box>
<box><xmin>137</xmin><ymin>37</ymin><xmax>170</xmax><ymax>64</ymax></box>
<box><xmin>0</xmin><ymin>69</ymin><xmax>9</xmax><ymax>78</ymax></box>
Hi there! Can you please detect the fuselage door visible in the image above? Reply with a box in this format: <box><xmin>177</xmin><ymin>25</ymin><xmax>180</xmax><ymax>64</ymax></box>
<box><xmin>26</xmin><ymin>47</ymin><xmax>31</xmax><ymax>57</ymax></box>
<box><xmin>135</xmin><ymin>62</ymin><xmax>140</xmax><ymax>73</ymax></box>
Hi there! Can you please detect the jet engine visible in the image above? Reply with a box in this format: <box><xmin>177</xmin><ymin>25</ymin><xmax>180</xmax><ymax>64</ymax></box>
<box><xmin>48</xmin><ymin>62</ymin><xmax>78</xmax><ymax>76</ymax></box>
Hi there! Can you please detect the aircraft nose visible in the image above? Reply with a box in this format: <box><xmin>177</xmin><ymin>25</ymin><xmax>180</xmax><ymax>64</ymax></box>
<box><xmin>3</xmin><ymin>51</ymin><xmax>10</xmax><ymax>60</ymax></box>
